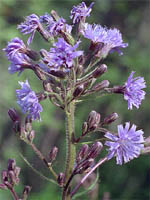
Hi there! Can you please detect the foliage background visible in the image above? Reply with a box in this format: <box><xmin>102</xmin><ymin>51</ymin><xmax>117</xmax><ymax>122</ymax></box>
<box><xmin>0</xmin><ymin>0</ymin><xmax>150</xmax><ymax>199</ymax></box>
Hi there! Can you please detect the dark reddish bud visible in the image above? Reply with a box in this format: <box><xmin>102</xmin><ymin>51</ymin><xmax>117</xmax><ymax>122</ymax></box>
<box><xmin>49</xmin><ymin>146</ymin><xmax>58</xmax><ymax>163</ymax></box>
<box><xmin>8</xmin><ymin>170</ymin><xmax>19</xmax><ymax>185</ymax></box>
<box><xmin>73</xmin><ymin>85</ymin><xmax>84</xmax><ymax>98</ymax></box>
<box><xmin>13</xmin><ymin>121</ymin><xmax>21</xmax><ymax>133</ymax></box>
<box><xmin>78</xmin><ymin>55</ymin><xmax>85</xmax><ymax>65</ymax></box>
<box><xmin>76</xmin><ymin>144</ymin><xmax>89</xmax><ymax>163</ymax></box>
<box><xmin>1</xmin><ymin>170</ymin><xmax>8</xmax><ymax>184</ymax></box>
<box><xmin>86</xmin><ymin>142</ymin><xmax>103</xmax><ymax>159</ymax></box>
<box><xmin>27</xmin><ymin>130</ymin><xmax>35</xmax><ymax>143</ymax></box>
<box><xmin>106</xmin><ymin>86</ymin><xmax>125</xmax><ymax>94</ymax></box>
<box><xmin>87</xmin><ymin>111</ymin><xmax>101</xmax><ymax>130</ymax></box>
<box><xmin>43</xmin><ymin>81</ymin><xmax>53</xmax><ymax>92</ymax></box>
<box><xmin>103</xmin><ymin>112</ymin><xmax>119</xmax><ymax>125</ymax></box>
<box><xmin>57</xmin><ymin>173</ymin><xmax>65</xmax><ymax>187</ymax></box>
<box><xmin>75</xmin><ymin>158</ymin><xmax>94</xmax><ymax>174</ymax></box>
<box><xmin>92</xmin><ymin>80</ymin><xmax>109</xmax><ymax>91</ymax></box>
<box><xmin>22</xmin><ymin>185</ymin><xmax>31</xmax><ymax>199</ymax></box>
<box><xmin>82</xmin><ymin>122</ymin><xmax>88</xmax><ymax>136</ymax></box>
<box><xmin>8</xmin><ymin>159</ymin><xmax>16</xmax><ymax>171</ymax></box>
<box><xmin>0</xmin><ymin>183</ymin><xmax>7</xmax><ymax>190</ymax></box>
<box><xmin>26</xmin><ymin>49</ymin><xmax>40</xmax><ymax>61</ymax></box>
<box><xmin>92</xmin><ymin>64</ymin><xmax>107</xmax><ymax>78</ymax></box>
<box><xmin>34</xmin><ymin>66</ymin><xmax>46</xmax><ymax>80</ymax></box>
<box><xmin>8</xmin><ymin>108</ymin><xmax>19</xmax><ymax>122</ymax></box>
<box><xmin>50</xmin><ymin>70</ymin><xmax>66</xmax><ymax>79</ymax></box>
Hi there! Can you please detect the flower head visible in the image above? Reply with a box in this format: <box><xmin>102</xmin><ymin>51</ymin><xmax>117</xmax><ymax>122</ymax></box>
<box><xmin>105</xmin><ymin>122</ymin><xmax>144</xmax><ymax>165</ymax></box>
<box><xmin>17</xmin><ymin>14</ymin><xmax>40</xmax><ymax>45</ymax></box>
<box><xmin>3</xmin><ymin>37</ymin><xmax>26</xmax><ymax>58</ymax></box>
<box><xmin>16</xmin><ymin>80</ymin><xmax>42</xmax><ymax>121</ymax></box>
<box><xmin>40</xmin><ymin>13</ymin><xmax>72</xmax><ymax>36</ymax></box>
<box><xmin>124</xmin><ymin>71</ymin><xmax>146</xmax><ymax>109</ymax></box>
<box><xmin>70</xmin><ymin>2</ymin><xmax>94</xmax><ymax>24</ymax></box>
<box><xmin>43</xmin><ymin>37</ymin><xmax>83</xmax><ymax>71</ymax></box>
<box><xmin>81</xmin><ymin>23</ymin><xmax>128</xmax><ymax>57</ymax></box>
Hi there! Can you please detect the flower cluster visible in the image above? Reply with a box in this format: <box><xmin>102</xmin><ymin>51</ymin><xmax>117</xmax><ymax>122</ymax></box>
<box><xmin>16</xmin><ymin>80</ymin><xmax>42</xmax><ymax>121</ymax></box>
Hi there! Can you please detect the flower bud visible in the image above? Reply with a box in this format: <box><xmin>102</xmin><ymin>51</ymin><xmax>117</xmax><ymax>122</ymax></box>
<box><xmin>144</xmin><ymin>136</ymin><xmax>150</xmax><ymax>147</ymax></box>
<box><xmin>103</xmin><ymin>112</ymin><xmax>119</xmax><ymax>125</ymax></box>
<box><xmin>43</xmin><ymin>81</ymin><xmax>53</xmax><ymax>92</ymax></box>
<box><xmin>26</xmin><ymin>49</ymin><xmax>40</xmax><ymax>61</ymax></box>
<box><xmin>1</xmin><ymin>170</ymin><xmax>8</xmax><ymax>184</ymax></box>
<box><xmin>34</xmin><ymin>66</ymin><xmax>46</xmax><ymax>80</ymax></box>
<box><xmin>8</xmin><ymin>170</ymin><xmax>19</xmax><ymax>185</ymax></box>
<box><xmin>8</xmin><ymin>108</ymin><xmax>19</xmax><ymax>123</ymax></box>
<box><xmin>0</xmin><ymin>183</ymin><xmax>7</xmax><ymax>190</ymax></box>
<box><xmin>92</xmin><ymin>64</ymin><xmax>107</xmax><ymax>78</ymax></box>
<box><xmin>92</xmin><ymin>80</ymin><xmax>109</xmax><ymax>91</ymax></box>
<box><xmin>76</xmin><ymin>158</ymin><xmax>94</xmax><ymax>174</ymax></box>
<box><xmin>40</xmin><ymin>49</ymin><xmax>48</xmax><ymax>58</ymax></box>
<box><xmin>76</xmin><ymin>144</ymin><xmax>89</xmax><ymax>163</ymax></box>
<box><xmin>86</xmin><ymin>142</ymin><xmax>103</xmax><ymax>159</ymax></box>
<box><xmin>13</xmin><ymin>121</ymin><xmax>21</xmax><ymax>133</ymax></box>
<box><xmin>27</xmin><ymin>130</ymin><xmax>35</xmax><ymax>143</ymax></box>
<box><xmin>22</xmin><ymin>185</ymin><xmax>31</xmax><ymax>199</ymax></box>
<box><xmin>82</xmin><ymin>122</ymin><xmax>88</xmax><ymax>136</ymax></box>
<box><xmin>73</xmin><ymin>85</ymin><xmax>84</xmax><ymax>98</ymax></box>
<box><xmin>8</xmin><ymin>159</ymin><xmax>16</xmax><ymax>171</ymax></box>
<box><xmin>50</xmin><ymin>70</ymin><xmax>66</xmax><ymax>79</ymax></box>
<box><xmin>57</xmin><ymin>173</ymin><xmax>65</xmax><ymax>187</ymax></box>
<box><xmin>87</xmin><ymin>111</ymin><xmax>100</xmax><ymax>131</ymax></box>
<box><xmin>49</xmin><ymin>146</ymin><xmax>58</xmax><ymax>163</ymax></box>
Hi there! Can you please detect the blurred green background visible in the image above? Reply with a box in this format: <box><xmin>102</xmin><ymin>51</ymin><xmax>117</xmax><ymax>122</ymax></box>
<box><xmin>0</xmin><ymin>0</ymin><xmax>150</xmax><ymax>199</ymax></box>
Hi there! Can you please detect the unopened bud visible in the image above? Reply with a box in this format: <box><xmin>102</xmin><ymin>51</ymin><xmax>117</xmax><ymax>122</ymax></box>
<box><xmin>73</xmin><ymin>85</ymin><xmax>84</xmax><ymax>98</ymax></box>
<box><xmin>8</xmin><ymin>159</ymin><xmax>16</xmax><ymax>171</ymax></box>
<box><xmin>50</xmin><ymin>70</ymin><xmax>66</xmax><ymax>79</ymax></box>
<box><xmin>87</xmin><ymin>111</ymin><xmax>100</xmax><ymax>130</ymax></box>
<box><xmin>25</xmin><ymin>117</ymin><xmax>32</xmax><ymax>132</ymax></box>
<box><xmin>43</xmin><ymin>81</ymin><xmax>53</xmax><ymax>92</ymax></box>
<box><xmin>0</xmin><ymin>183</ymin><xmax>7</xmax><ymax>190</ymax></box>
<box><xmin>40</xmin><ymin>49</ymin><xmax>48</xmax><ymax>58</ymax></box>
<box><xmin>1</xmin><ymin>170</ymin><xmax>8</xmax><ymax>184</ymax></box>
<box><xmin>14</xmin><ymin>167</ymin><xmax>21</xmax><ymax>179</ymax></box>
<box><xmin>27</xmin><ymin>130</ymin><xmax>35</xmax><ymax>143</ymax></box>
<box><xmin>49</xmin><ymin>146</ymin><xmax>58</xmax><ymax>163</ymax></box>
<box><xmin>57</xmin><ymin>173</ymin><xmax>65</xmax><ymax>187</ymax></box>
<box><xmin>34</xmin><ymin>66</ymin><xmax>46</xmax><ymax>80</ymax></box>
<box><xmin>26</xmin><ymin>49</ymin><xmax>40</xmax><ymax>61</ymax></box>
<box><xmin>22</xmin><ymin>185</ymin><xmax>31</xmax><ymax>199</ymax></box>
<box><xmin>76</xmin><ymin>144</ymin><xmax>89</xmax><ymax>163</ymax></box>
<box><xmin>141</xmin><ymin>147</ymin><xmax>150</xmax><ymax>155</ymax></box>
<box><xmin>76</xmin><ymin>158</ymin><xmax>94</xmax><ymax>174</ymax></box>
<box><xmin>51</xmin><ymin>10</ymin><xmax>60</xmax><ymax>21</ymax></box>
<box><xmin>92</xmin><ymin>80</ymin><xmax>109</xmax><ymax>91</ymax></box>
<box><xmin>144</xmin><ymin>136</ymin><xmax>150</xmax><ymax>147</ymax></box>
<box><xmin>82</xmin><ymin>122</ymin><xmax>88</xmax><ymax>136</ymax></box>
<box><xmin>8</xmin><ymin>108</ymin><xmax>19</xmax><ymax>122</ymax></box>
<box><xmin>8</xmin><ymin>170</ymin><xmax>19</xmax><ymax>185</ymax></box>
<box><xmin>103</xmin><ymin>112</ymin><xmax>119</xmax><ymax>124</ymax></box>
<box><xmin>86</xmin><ymin>142</ymin><xmax>103</xmax><ymax>159</ymax></box>
<box><xmin>92</xmin><ymin>64</ymin><xmax>107</xmax><ymax>78</ymax></box>
<box><xmin>13</xmin><ymin>121</ymin><xmax>21</xmax><ymax>133</ymax></box>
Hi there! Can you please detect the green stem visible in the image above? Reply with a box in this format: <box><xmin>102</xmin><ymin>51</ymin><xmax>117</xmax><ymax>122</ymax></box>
<box><xmin>63</xmin><ymin>101</ymin><xmax>76</xmax><ymax>200</ymax></box>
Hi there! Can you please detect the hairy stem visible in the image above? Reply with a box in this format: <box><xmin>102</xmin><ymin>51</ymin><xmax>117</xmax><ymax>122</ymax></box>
<box><xmin>62</xmin><ymin>101</ymin><xmax>76</xmax><ymax>200</ymax></box>
<box><xmin>9</xmin><ymin>187</ymin><xmax>19</xmax><ymax>200</ymax></box>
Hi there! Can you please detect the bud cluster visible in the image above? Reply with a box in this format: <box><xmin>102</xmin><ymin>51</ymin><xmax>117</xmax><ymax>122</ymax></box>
<box><xmin>74</xmin><ymin>142</ymin><xmax>103</xmax><ymax>175</ymax></box>
<box><xmin>0</xmin><ymin>159</ymin><xmax>31</xmax><ymax>199</ymax></box>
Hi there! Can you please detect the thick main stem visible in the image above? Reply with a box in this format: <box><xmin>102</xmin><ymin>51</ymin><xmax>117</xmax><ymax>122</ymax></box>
<box><xmin>63</xmin><ymin>101</ymin><xmax>76</xmax><ymax>200</ymax></box>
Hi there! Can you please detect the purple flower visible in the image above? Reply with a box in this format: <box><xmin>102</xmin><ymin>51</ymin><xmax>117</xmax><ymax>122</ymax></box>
<box><xmin>40</xmin><ymin>13</ymin><xmax>72</xmax><ymax>36</ymax></box>
<box><xmin>123</xmin><ymin>71</ymin><xmax>146</xmax><ymax>110</ymax></box>
<box><xmin>17</xmin><ymin>14</ymin><xmax>40</xmax><ymax>45</ymax></box>
<box><xmin>81</xmin><ymin>23</ymin><xmax>128</xmax><ymax>56</ymax></box>
<box><xmin>105</xmin><ymin>122</ymin><xmax>144</xmax><ymax>165</ymax></box>
<box><xmin>3</xmin><ymin>37</ymin><xmax>26</xmax><ymax>58</ymax></box>
<box><xmin>16</xmin><ymin>80</ymin><xmax>42</xmax><ymax>121</ymax></box>
<box><xmin>43</xmin><ymin>38</ymin><xmax>83</xmax><ymax>70</ymax></box>
<box><xmin>70</xmin><ymin>2</ymin><xmax>94</xmax><ymax>24</ymax></box>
